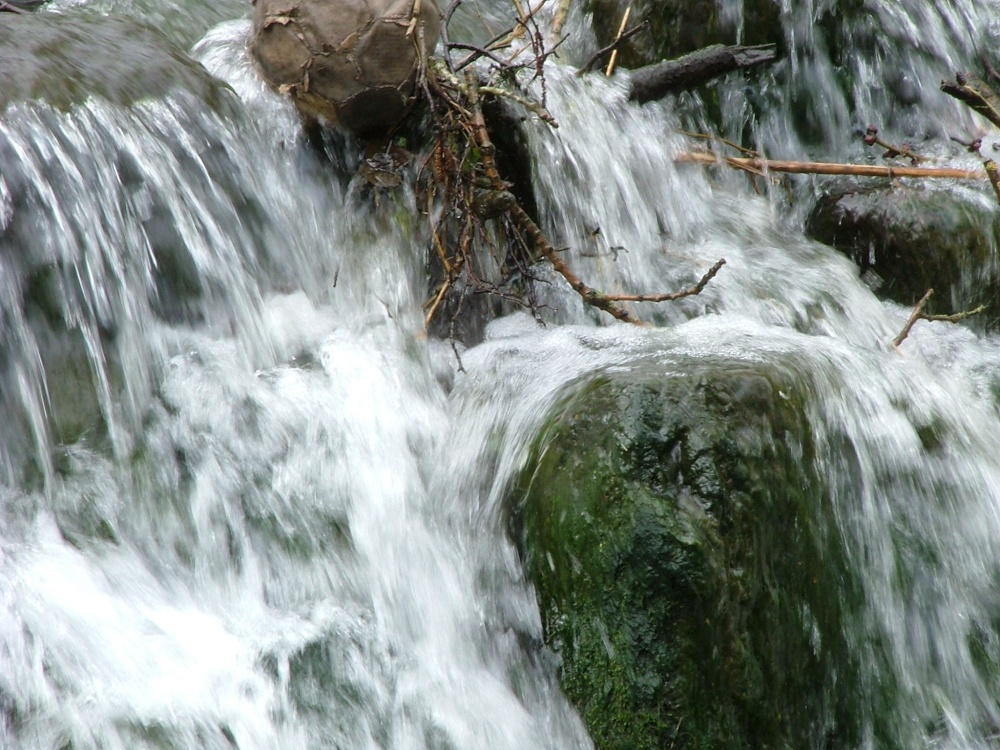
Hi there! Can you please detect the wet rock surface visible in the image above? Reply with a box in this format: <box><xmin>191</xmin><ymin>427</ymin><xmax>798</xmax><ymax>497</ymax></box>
<box><xmin>807</xmin><ymin>182</ymin><xmax>1000</xmax><ymax>324</ymax></box>
<box><xmin>0</xmin><ymin>12</ymin><xmax>229</xmax><ymax>110</ymax></box>
<box><xmin>508</xmin><ymin>358</ymin><xmax>869</xmax><ymax>750</ymax></box>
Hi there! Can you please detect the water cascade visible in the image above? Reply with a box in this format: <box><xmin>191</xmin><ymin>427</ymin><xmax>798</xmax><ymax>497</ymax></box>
<box><xmin>4</xmin><ymin>1</ymin><xmax>1000</xmax><ymax>748</ymax></box>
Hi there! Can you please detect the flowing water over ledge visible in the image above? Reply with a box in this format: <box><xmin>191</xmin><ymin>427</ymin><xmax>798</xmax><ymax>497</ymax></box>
<box><xmin>5</xmin><ymin>1</ymin><xmax>1000</xmax><ymax>748</ymax></box>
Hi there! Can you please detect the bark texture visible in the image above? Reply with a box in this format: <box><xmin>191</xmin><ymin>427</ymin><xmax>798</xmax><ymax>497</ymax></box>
<box><xmin>251</xmin><ymin>0</ymin><xmax>440</xmax><ymax>138</ymax></box>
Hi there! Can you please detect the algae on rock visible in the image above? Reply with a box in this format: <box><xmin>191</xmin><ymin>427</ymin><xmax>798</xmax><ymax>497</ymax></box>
<box><xmin>509</xmin><ymin>360</ymin><xmax>875</xmax><ymax>750</ymax></box>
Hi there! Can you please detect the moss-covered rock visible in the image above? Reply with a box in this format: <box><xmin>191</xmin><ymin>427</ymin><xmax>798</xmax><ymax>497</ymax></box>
<box><xmin>806</xmin><ymin>183</ymin><xmax>1000</xmax><ymax>324</ymax></box>
<box><xmin>0</xmin><ymin>12</ymin><xmax>231</xmax><ymax>112</ymax></box>
<box><xmin>509</xmin><ymin>359</ymin><xmax>872</xmax><ymax>750</ymax></box>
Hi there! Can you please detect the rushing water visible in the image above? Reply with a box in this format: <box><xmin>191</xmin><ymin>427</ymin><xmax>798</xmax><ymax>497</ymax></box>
<box><xmin>5</xmin><ymin>1</ymin><xmax>1000</xmax><ymax>748</ymax></box>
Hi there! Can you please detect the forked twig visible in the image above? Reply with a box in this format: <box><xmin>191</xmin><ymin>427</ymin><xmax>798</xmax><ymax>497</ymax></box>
<box><xmin>892</xmin><ymin>289</ymin><xmax>987</xmax><ymax>348</ymax></box>
<box><xmin>603</xmin><ymin>259</ymin><xmax>726</xmax><ymax>302</ymax></box>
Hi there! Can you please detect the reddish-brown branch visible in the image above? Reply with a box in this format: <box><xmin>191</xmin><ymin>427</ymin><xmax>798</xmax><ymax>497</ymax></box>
<box><xmin>677</xmin><ymin>151</ymin><xmax>984</xmax><ymax>180</ymax></box>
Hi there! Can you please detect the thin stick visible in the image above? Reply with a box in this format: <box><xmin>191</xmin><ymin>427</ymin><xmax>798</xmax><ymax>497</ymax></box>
<box><xmin>941</xmin><ymin>73</ymin><xmax>1000</xmax><ymax>130</ymax></box>
<box><xmin>893</xmin><ymin>289</ymin><xmax>934</xmax><ymax>348</ymax></box>
<box><xmin>551</xmin><ymin>0</ymin><xmax>572</xmax><ymax>39</ymax></box>
<box><xmin>603</xmin><ymin>258</ymin><xmax>726</xmax><ymax>302</ymax></box>
<box><xmin>605</xmin><ymin>5</ymin><xmax>631</xmax><ymax>77</ymax></box>
<box><xmin>676</xmin><ymin>130</ymin><xmax>758</xmax><ymax>156</ymax></box>
<box><xmin>677</xmin><ymin>151</ymin><xmax>985</xmax><ymax>180</ymax></box>
<box><xmin>577</xmin><ymin>22</ymin><xmax>647</xmax><ymax>75</ymax></box>
<box><xmin>923</xmin><ymin>305</ymin><xmax>987</xmax><ymax>322</ymax></box>
<box><xmin>447</xmin><ymin>42</ymin><xmax>512</xmax><ymax>68</ymax></box>
<box><xmin>424</xmin><ymin>277</ymin><xmax>454</xmax><ymax>326</ymax></box>
<box><xmin>406</xmin><ymin>0</ymin><xmax>422</xmax><ymax>37</ymax></box>
<box><xmin>863</xmin><ymin>125</ymin><xmax>926</xmax><ymax>164</ymax></box>
<box><xmin>479</xmin><ymin>85</ymin><xmax>559</xmax><ymax>126</ymax></box>
<box><xmin>507</xmin><ymin>0</ymin><xmax>530</xmax><ymax>43</ymax></box>
<box><xmin>985</xmin><ymin>160</ymin><xmax>1000</xmax><ymax>206</ymax></box>
<box><xmin>892</xmin><ymin>290</ymin><xmax>987</xmax><ymax>348</ymax></box>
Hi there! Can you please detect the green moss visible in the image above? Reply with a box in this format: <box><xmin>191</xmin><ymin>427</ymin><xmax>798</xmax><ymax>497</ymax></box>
<box><xmin>510</xmin><ymin>362</ymin><xmax>875</xmax><ymax>749</ymax></box>
<box><xmin>0</xmin><ymin>12</ymin><xmax>234</xmax><ymax>113</ymax></box>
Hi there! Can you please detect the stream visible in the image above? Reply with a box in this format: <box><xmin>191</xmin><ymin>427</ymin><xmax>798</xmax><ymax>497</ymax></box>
<box><xmin>5</xmin><ymin>0</ymin><xmax>1000</xmax><ymax>748</ymax></box>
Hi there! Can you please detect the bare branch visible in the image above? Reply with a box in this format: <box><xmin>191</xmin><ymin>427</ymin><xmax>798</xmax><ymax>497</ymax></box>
<box><xmin>605</xmin><ymin>5</ymin><xmax>632</xmax><ymax>77</ymax></box>
<box><xmin>892</xmin><ymin>290</ymin><xmax>986</xmax><ymax>348</ymax></box>
<box><xmin>629</xmin><ymin>43</ymin><xmax>777</xmax><ymax>103</ymax></box>
<box><xmin>941</xmin><ymin>72</ymin><xmax>1000</xmax><ymax>129</ymax></box>
<box><xmin>603</xmin><ymin>259</ymin><xmax>726</xmax><ymax>302</ymax></box>
<box><xmin>577</xmin><ymin>22</ymin><xmax>648</xmax><ymax>76</ymax></box>
<box><xmin>892</xmin><ymin>289</ymin><xmax>934</xmax><ymax>348</ymax></box>
<box><xmin>677</xmin><ymin>151</ymin><xmax>984</xmax><ymax>180</ymax></box>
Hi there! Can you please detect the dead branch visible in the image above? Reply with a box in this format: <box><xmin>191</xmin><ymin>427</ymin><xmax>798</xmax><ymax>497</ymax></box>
<box><xmin>479</xmin><ymin>85</ymin><xmax>559</xmax><ymax>126</ymax></box>
<box><xmin>448</xmin><ymin>42</ymin><xmax>515</xmax><ymax>69</ymax></box>
<box><xmin>577</xmin><ymin>22</ymin><xmax>648</xmax><ymax>76</ymax></box>
<box><xmin>421</xmin><ymin>24</ymin><xmax>726</xmax><ymax>331</ymax></box>
<box><xmin>985</xmin><ymin>159</ymin><xmax>1000</xmax><ymax>206</ymax></box>
<box><xmin>950</xmin><ymin>135</ymin><xmax>983</xmax><ymax>153</ymax></box>
<box><xmin>863</xmin><ymin>125</ymin><xmax>925</xmax><ymax>164</ymax></box>
<box><xmin>941</xmin><ymin>73</ymin><xmax>1000</xmax><ymax>129</ymax></box>
<box><xmin>605</xmin><ymin>6</ymin><xmax>632</xmax><ymax>77</ymax></box>
<box><xmin>892</xmin><ymin>289</ymin><xmax>934</xmax><ymax>347</ymax></box>
<box><xmin>892</xmin><ymin>289</ymin><xmax>987</xmax><ymax>348</ymax></box>
<box><xmin>602</xmin><ymin>258</ymin><xmax>726</xmax><ymax>302</ymax></box>
<box><xmin>466</xmin><ymin>70</ymin><xmax>641</xmax><ymax>324</ymax></box>
<box><xmin>942</xmin><ymin>134</ymin><xmax>1000</xmax><ymax>207</ymax></box>
<box><xmin>499</xmin><ymin>0</ymin><xmax>548</xmax><ymax>49</ymax></box>
<box><xmin>550</xmin><ymin>0</ymin><xmax>572</xmax><ymax>40</ymax></box>
<box><xmin>677</xmin><ymin>151</ymin><xmax>984</xmax><ymax>180</ymax></box>
<box><xmin>676</xmin><ymin>130</ymin><xmax>759</xmax><ymax>157</ymax></box>
<box><xmin>628</xmin><ymin>43</ymin><xmax>777</xmax><ymax>103</ymax></box>
<box><xmin>923</xmin><ymin>307</ymin><xmax>988</xmax><ymax>323</ymax></box>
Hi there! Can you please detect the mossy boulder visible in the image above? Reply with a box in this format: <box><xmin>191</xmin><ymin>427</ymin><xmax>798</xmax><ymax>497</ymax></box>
<box><xmin>806</xmin><ymin>183</ymin><xmax>1000</xmax><ymax>325</ymax></box>
<box><xmin>508</xmin><ymin>359</ymin><xmax>872</xmax><ymax>750</ymax></box>
<box><xmin>251</xmin><ymin>0</ymin><xmax>441</xmax><ymax>138</ymax></box>
<box><xmin>0</xmin><ymin>12</ymin><xmax>230</xmax><ymax>111</ymax></box>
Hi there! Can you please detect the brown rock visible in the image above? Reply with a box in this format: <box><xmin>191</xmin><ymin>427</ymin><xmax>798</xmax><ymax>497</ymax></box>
<box><xmin>250</xmin><ymin>0</ymin><xmax>440</xmax><ymax>138</ymax></box>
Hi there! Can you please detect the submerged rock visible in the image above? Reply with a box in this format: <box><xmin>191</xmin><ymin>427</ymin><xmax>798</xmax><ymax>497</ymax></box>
<box><xmin>250</xmin><ymin>0</ymin><xmax>441</xmax><ymax>138</ymax></box>
<box><xmin>508</xmin><ymin>359</ymin><xmax>869</xmax><ymax>749</ymax></box>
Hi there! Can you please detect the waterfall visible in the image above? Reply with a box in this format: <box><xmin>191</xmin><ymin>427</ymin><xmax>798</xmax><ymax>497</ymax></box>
<box><xmin>4</xmin><ymin>1</ymin><xmax>1000</xmax><ymax>748</ymax></box>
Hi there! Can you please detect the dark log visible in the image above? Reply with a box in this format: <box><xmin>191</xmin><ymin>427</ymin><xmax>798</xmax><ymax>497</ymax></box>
<box><xmin>941</xmin><ymin>72</ymin><xmax>1000</xmax><ymax>129</ymax></box>
<box><xmin>1</xmin><ymin>1</ymin><xmax>46</xmax><ymax>12</ymax></box>
<box><xmin>628</xmin><ymin>43</ymin><xmax>777</xmax><ymax>104</ymax></box>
